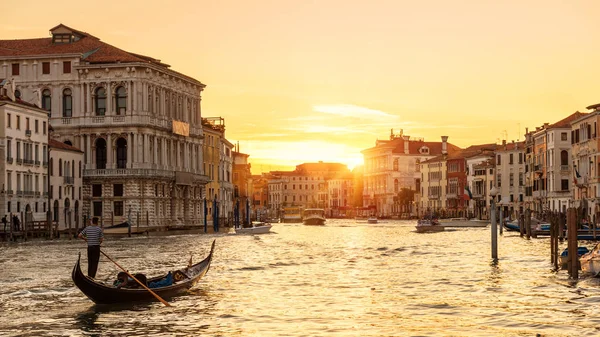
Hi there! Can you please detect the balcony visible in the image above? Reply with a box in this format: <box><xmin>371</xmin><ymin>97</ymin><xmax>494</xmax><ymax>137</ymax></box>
<box><xmin>42</xmin><ymin>161</ymin><xmax>48</xmax><ymax>167</ymax></box>
<box><xmin>23</xmin><ymin>190</ymin><xmax>35</xmax><ymax>197</ymax></box>
<box><xmin>84</xmin><ymin>168</ymin><xmax>176</xmax><ymax>180</ymax></box>
<box><xmin>534</xmin><ymin>164</ymin><xmax>542</xmax><ymax>172</ymax></box>
<box><xmin>64</xmin><ymin>176</ymin><xmax>74</xmax><ymax>185</ymax></box>
<box><xmin>6</xmin><ymin>157</ymin><xmax>13</xmax><ymax>164</ymax></box>
<box><xmin>25</xmin><ymin>129</ymin><xmax>31</xmax><ymax>137</ymax></box>
<box><xmin>446</xmin><ymin>192</ymin><xmax>458</xmax><ymax>199</ymax></box>
<box><xmin>23</xmin><ymin>159</ymin><xmax>34</xmax><ymax>165</ymax></box>
<box><xmin>16</xmin><ymin>158</ymin><xmax>22</xmax><ymax>164</ymax></box>
<box><xmin>35</xmin><ymin>160</ymin><xmax>40</xmax><ymax>165</ymax></box>
<box><xmin>6</xmin><ymin>189</ymin><xmax>13</xmax><ymax>196</ymax></box>
<box><xmin>560</xmin><ymin>165</ymin><xmax>569</xmax><ymax>171</ymax></box>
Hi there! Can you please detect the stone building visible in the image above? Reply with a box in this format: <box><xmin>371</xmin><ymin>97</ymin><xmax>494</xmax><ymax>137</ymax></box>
<box><xmin>1</xmin><ymin>92</ymin><xmax>49</xmax><ymax>227</ymax></box>
<box><xmin>570</xmin><ymin>108</ymin><xmax>599</xmax><ymax>222</ymax></box>
<box><xmin>362</xmin><ymin>130</ymin><xmax>460</xmax><ymax>217</ymax></box>
<box><xmin>48</xmin><ymin>139</ymin><xmax>84</xmax><ymax>230</ymax></box>
<box><xmin>0</xmin><ymin>24</ymin><xmax>209</xmax><ymax>227</ymax></box>
<box><xmin>202</xmin><ymin>117</ymin><xmax>233</xmax><ymax>223</ymax></box>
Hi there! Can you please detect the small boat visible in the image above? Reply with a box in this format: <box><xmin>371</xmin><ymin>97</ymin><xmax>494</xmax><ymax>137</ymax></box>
<box><xmin>438</xmin><ymin>217</ymin><xmax>488</xmax><ymax>228</ymax></box>
<box><xmin>303</xmin><ymin>208</ymin><xmax>326</xmax><ymax>226</ymax></box>
<box><xmin>560</xmin><ymin>246</ymin><xmax>590</xmax><ymax>270</ymax></box>
<box><xmin>72</xmin><ymin>240</ymin><xmax>216</xmax><ymax>305</ymax></box>
<box><xmin>580</xmin><ymin>243</ymin><xmax>600</xmax><ymax>275</ymax></box>
<box><xmin>415</xmin><ymin>219</ymin><xmax>444</xmax><ymax>233</ymax></box>
<box><xmin>367</xmin><ymin>217</ymin><xmax>378</xmax><ymax>224</ymax></box>
<box><xmin>235</xmin><ymin>222</ymin><xmax>272</xmax><ymax>234</ymax></box>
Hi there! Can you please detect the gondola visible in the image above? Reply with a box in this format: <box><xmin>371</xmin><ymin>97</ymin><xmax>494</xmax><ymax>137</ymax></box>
<box><xmin>72</xmin><ymin>240</ymin><xmax>216</xmax><ymax>305</ymax></box>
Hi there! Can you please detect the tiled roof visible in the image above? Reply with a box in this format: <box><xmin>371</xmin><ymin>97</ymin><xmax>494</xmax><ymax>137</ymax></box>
<box><xmin>548</xmin><ymin>111</ymin><xmax>589</xmax><ymax>128</ymax></box>
<box><xmin>0</xmin><ymin>95</ymin><xmax>43</xmax><ymax>110</ymax></box>
<box><xmin>49</xmin><ymin>139</ymin><xmax>83</xmax><ymax>153</ymax></box>
<box><xmin>0</xmin><ymin>25</ymin><xmax>205</xmax><ymax>86</ymax></box>
<box><xmin>389</xmin><ymin>138</ymin><xmax>461</xmax><ymax>155</ymax></box>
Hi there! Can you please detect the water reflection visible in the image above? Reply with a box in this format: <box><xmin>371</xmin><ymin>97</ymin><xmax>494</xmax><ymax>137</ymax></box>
<box><xmin>2</xmin><ymin>220</ymin><xmax>600</xmax><ymax>336</ymax></box>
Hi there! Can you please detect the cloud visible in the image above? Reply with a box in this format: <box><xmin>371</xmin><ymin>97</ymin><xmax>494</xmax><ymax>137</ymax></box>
<box><xmin>313</xmin><ymin>104</ymin><xmax>397</xmax><ymax>119</ymax></box>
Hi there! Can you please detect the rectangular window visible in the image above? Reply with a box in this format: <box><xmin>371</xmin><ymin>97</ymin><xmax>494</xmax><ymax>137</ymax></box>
<box><xmin>16</xmin><ymin>141</ymin><xmax>20</xmax><ymax>160</ymax></box>
<box><xmin>16</xmin><ymin>116</ymin><xmax>20</xmax><ymax>130</ymax></box>
<box><xmin>35</xmin><ymin>120</ymin><xmax>39</xmax><ymax>133</ymax></box>
<box><xmin>59</xmin><ymin>186</ymin><xmax>62</xmax><ymax>199</ymax></box>
<box><xmin>92</xmin><ymin>184</ymin><xmax>102</xmax><ymax>197</ymax></box>
<box><xmin>114</xmin><ymin>201</ymin><xmax>123</xmax><ymax>216</ymax></box>
<box><xmin>26</xmin><ymin>117</ymin><xmax>30</xmax><ymax>131</ymax></box>
<box><xmin>519</xmin><ymin>153</ymin><xmax>523</xmax><ymax>164</ymax></box>
<box><xmin>12</xmin><ymin>63</ymin><xmax>19</xmax><ymax>76</ymax></box>
<box><xmin>93</xmin><ymin>201</ymin><xmax>103</xmax><ymax>216</ymax></box>
<box><xmin>7</xmin><ymin>113</ymin><xmax>10</xmax><ymax>128</ymax></box>
<box><xmin>42</xmin><ymin>62</ymin><xmax>50</xmax><ymax>74</ymax></box>
<box><xmin>43</xmin><ymin>121</ymin><xmax>47</xmax><ymax>135</ymax></box>
<box><xmin>561</xmin><ymin>132</ymin><xmax>568</xmax><ymax>141</ymax></box>
<box><xmin>63</xmin><ymin>61</ymin><xmax>71</xmax><ymax>74</ymax></box>
<box><xmin>114</xmin><ymin>184</ymin><xmax>123</xmax><ymax>196</ymax></box>
<box><xmin>561</xmin><ymin>179</ymin><xmax>569</xmax><ymax>191</ymax></box>
<box><xmin>509</xmin><ymin>154</ymin><xmax>513</xmax><ymax>165</ymax></box>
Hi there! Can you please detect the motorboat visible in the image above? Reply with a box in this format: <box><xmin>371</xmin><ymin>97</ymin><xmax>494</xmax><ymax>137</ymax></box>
<box><xmin>560</xmin><ymin>246</ymin><xmax>590</xmax><ymax>270</ymax></box>
<box><xmin>415</xmin><ymin>219</ymin><xmax>444</xmax><ymax>233</ymax></box>
<box><xmin>580</xmin><ymin>243</ymin><xmax>600</xmax><ymax>275</ymax></box>
<box><xmin>303</xmin><ymin>208</ymin><xmax>326</xmax><ymax>226</ymax></box>
<box><xmin>234</xmin><ymin>222</ymin><xmax>272</xmax><ymax>235</ymax></box>
<box><xmin>437</xmin><ymin>217</ymin><xmax>488</xmax><ymax>228</ymax></box>
<box><xmin>367</xmin><ymin>217</ymin><xmax>378</xmax><ymax>224</ymax></box>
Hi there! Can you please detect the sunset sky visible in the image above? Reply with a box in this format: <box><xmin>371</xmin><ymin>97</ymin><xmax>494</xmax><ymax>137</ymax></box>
<box><xmin>4</xmin><ymin>1</ymin><xmax>600</xmax><ymax>173</ymax></box>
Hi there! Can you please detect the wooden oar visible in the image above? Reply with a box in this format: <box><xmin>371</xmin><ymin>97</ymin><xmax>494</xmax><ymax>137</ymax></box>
<box><xmin>100</xmin><ymin>249</ymin><xmax>171</xmax><ymax>307</ymax></box>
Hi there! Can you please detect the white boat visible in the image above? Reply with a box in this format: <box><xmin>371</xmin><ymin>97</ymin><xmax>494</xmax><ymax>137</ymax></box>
<box><xmin>367</xmin><ymin>217</ymin><xmax>378</xmax><ymax>224</ymax></box>
<box><xmin>415</xmin><ymin>219</ymin><xmax>444</xmax><ymax>233</ymax></box>
<box><xmin>438</xmin><ymin>217</ymin><xmax>489</xmax><ymax>228</ymax></box>
<box><xmin>303</xmin><ymin>208</ymin><xmax>326</xmax><ymax>226</ymax></box>
<box><xmin>580</xmin><ymin>243</ymin><xmax>600</xmax><ymax>275</ymax></box>
<box><xmin>235</xmin><ymin>222</ymin><xmax>272</xmax><ymax>235</ymax></box>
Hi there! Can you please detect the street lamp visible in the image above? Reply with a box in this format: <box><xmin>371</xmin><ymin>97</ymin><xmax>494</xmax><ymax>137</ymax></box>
<box><xmin>490</xmin><ymin>186</ymin><xmax>499</xmax><ymax>261</ymax></box>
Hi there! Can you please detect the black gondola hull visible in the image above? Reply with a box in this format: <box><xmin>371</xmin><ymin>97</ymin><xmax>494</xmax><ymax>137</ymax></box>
<box><xmin>72</xmin><ymin>240</ymin><xmax>215</xmax><ymax>305</ymax></box>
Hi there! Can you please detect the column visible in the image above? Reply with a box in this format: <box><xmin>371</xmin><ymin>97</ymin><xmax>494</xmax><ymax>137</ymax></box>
<box><xmin>137</xmin><ymin>133</ymin><xmax>143</xmax><ymax>168</ymax></box>
<box><xmin>85</xmin><ymin>134</ymin><xmax>91</xmax><ymax>167</ymax></box>
<box><xmin>79</xmin><ymin>85</ymin><xmax>85</xmax><ymax>116</ymax></box>
<box><xmin>106</xmin><ymin>133</ymin><xmax>112</xmax><ymax>169</ymax></box>
<box><xmin>144</xmin><ymin>134</ymin><xmax>149</xmax><ymax>168</ymax></box>
<box><xmin>106</xmin><ymin>82</ymin><xmax>112</xmax><ymax>115</ymax></box>
<box><xmin>127</xmin><ymin>133</ymin><xmax>132</xmax><ymax>168</ymax></box>
<box><xmin>153</xmin><ymin>136</ymin><xmax>158</xmax><ymax>167</ymax></box>
<box><xmin>86</xmin><ymin>84</ymin><xmax>92</xmax><ymax>115</ymax></box>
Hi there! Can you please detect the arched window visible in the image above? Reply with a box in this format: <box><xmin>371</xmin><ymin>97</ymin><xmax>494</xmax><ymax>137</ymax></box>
<box><xmin>116</xmin><ymin>86</ymin><xmax>127</xmax><ymax>115</ymax></box>
<box><xmin>560</xmin><ymin>150</ymin><xmax>569</xmax><ymax>166</ymax></box>
<box><xmin>95</xmin><ymin>87</ymin><xmax>106</xmax><ymax>116</ymax></box>
<box><xmin>59</xmin><ymin>158</ymin><xmax>62</xmax><ymax>176</ymax></box>
<box><xmin>53</xmin><ymin>200</ymin><xmax>59</xmax><ymax>222</ymax></box>
<box><xmin>62</xmin><ymin>88</ymin><xmax>72</xmax><ymax>117</ymax></box>
<box><xmin>95</xmin><ymin>138</ymin><xmax>107</xmax><ymax>169</ymax></box>
<box><xmin>64</xmin><ymin>140</ymin><xmax>72</xmax><ymax>146</ymax></box>
<box><xmin>155</xmin><ymin>89</ymin><xmax>161</xmax><ymax>115</ymax></box>
<box><xmin>42</xmin><ymin>89</ymin><xmax>51</xmax><ymax>111</ymax></box>
<box><xmin>116</xmin><ymin>138</ymin><xmax>127</xmax><ymax>169</ymax></box>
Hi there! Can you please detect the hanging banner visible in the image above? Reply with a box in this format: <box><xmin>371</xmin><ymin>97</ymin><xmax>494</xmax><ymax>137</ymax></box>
<box><xmin>172</xmin><ymin>120</ymin><xmax>189</xmax><ymax>136</ymax></box>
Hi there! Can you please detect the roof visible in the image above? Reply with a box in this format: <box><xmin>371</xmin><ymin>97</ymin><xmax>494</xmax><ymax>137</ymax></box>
<box><xmin>49</xmin><ymin>139</ymin><xmax>83</xmax><ymax>153</ymax></box>
<box><xmin>421</xmin><ymin>143</ymin><xmax>498</xmax><ymax>164</ymax></box>
<box><xmin>548</xmin><ymin>111</ymin><xmax>589</xmax><ymax>128</ymax></box>
<box><xmin>363</xmin><ymin>136</ymin><xmax>461</xmax><ymax>156</ymax></box>
<box><xmin>0</xmin><ymin>95</ymin><xmax>44</xmax><ymax>110</ymax></box>
<box><xmin>0</xmin><ymin>24</ymin><xmax>204</xmax><ymax>86</ymax></box>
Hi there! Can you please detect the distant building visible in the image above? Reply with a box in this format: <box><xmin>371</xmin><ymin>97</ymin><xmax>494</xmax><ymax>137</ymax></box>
<box><xmin>495</xmin><ymin>140</ymin><xmax>525</xmax><ymax>219</ymax></box>
<box><xmin>362</xmin><ymin>129</ymin><xmax>460</xmax><ymax>217</ymax></box>
<box><xmin>570</xmin><ymin>108</ymin><xmax>598</xmax><ymax>221</ymax></box>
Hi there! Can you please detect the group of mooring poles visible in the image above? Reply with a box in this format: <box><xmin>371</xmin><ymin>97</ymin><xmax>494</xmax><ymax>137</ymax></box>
<box><xmin>547</xmin><ymin>208</ymin><xmax>578</xmax><ymax>279</ymax></box>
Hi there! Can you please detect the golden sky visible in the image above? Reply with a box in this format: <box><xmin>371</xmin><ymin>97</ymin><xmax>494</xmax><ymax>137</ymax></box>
<box><xmin>4</xmin><ymin>0</ymin><xmax>600</xmax><ymax>173</ymax></box>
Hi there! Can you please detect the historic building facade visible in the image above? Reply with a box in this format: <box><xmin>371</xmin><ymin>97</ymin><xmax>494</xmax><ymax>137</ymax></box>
<box><xmin>362</xmin><ymin>130</ymin><xmax>460</xmax><ymax>217</ymax></box>
<box><xmin>571</xmin><ymin>108</ymin><xmax>599</xmax><ymax>222</ymax></box>
<box><xmin>0</xmin><ymin>24</ymin><xmax>209</xmax><ymax>227</ymax></box>
<box><xmin>48</xmin><ymin>139</ymin><xmax>84</xmax><ymax>230</ymax></box>
<box><xmin>495</xmin><ymin>140</ymin><xmax>525</xmax><ymax>219</ymax></box>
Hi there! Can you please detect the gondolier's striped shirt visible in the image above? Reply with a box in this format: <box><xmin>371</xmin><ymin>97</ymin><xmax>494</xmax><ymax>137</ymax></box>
<box><xmin>81</xmin><ymin>226</ymin><xmax>104</xmax><ymax>246</ymax></box>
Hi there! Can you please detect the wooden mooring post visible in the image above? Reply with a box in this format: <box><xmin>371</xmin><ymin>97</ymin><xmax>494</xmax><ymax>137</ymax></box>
<box><xmin>519</xmin><ymin>212</ymin><xmax>525</xmax><ymax>237</ymax></box>
<box><xmin>567</xmin><ymin>208</ymin><xmax>578</xmax><ymax>279</ymax></box>
<box><xmin>550</xmin><ymin>212</ymin><xmax>559</xmax><ymax>270</ymax></box>
<box><xmin>525</xmin><ymin>209</ymin><xmax>531</xmax><ymax>240</ymax></box>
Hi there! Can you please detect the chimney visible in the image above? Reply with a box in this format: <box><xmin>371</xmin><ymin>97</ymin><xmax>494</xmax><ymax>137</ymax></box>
<box><xmin>403</xmin><ymin>135</ymin><xmax>410</xmax><ymax>154</ymax></box>
<box><xmin>441</xmin><ymin>136</ymin><xmax>448</xmax><ymax>155</ymax></box>
<box><xmin>502</xmin><ymin>139</ymin><xmax>506</xmax><ymax>150</ymax></box>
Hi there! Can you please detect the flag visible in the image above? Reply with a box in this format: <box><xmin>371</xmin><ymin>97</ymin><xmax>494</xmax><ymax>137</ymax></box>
<box><xmin>574</xmin><ymin>167</ymin><xmax>582</xmax><ymax>185</ymax></box>
<box><xmin>463</xmin><ymin>186</ymin><xmax>473</xmax><ymax>200</ymax></box>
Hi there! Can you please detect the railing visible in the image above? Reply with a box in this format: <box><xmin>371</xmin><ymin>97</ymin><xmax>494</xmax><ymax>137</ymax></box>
<box><xmin>16</xmin><ymin>190</ymin><xmax>23</xmax><ymax>196</ymax></box>
<box><xmin>16</xmin><ymin>158</ymin><xmax>22</xmax><ymax>164</ymax></box>
<box><xmin>84</xmin><ymin>168</ymin><xmax>176</xmax><ymax>179</ymax></box>
<box><xmin>42</xmin><ymin>161</ymin><xmax>48</xmax><ymax>167</ymax></box>
<box><xmin>560</xmin><ymin>165</ymin><xmax>569</xmax><ymax>171</ymax></box>
<box><xmin>35</xmin><ymin>160</ymin><xmax>40</xmax><ymax>165</ymax></box>
<box><xmin>25</xmin><ymin>129</ymin><xmax>31</xmax><ymax>137</ymax></box>
<box><xmin>23</xmin><ymin>190</ymin><xmax>35</xmax><ymax>196</ymax></box>
<box><xmin>64</xmin><ymin>176</ymin><xmax>74</xmax><ymax>184</ymax></box>
<box><xmin>23</xmin><ymin>159</ymin><xmax>35</xmax><ymax>165</ymax></box>
<box><xmin>6</xmin><ymin>189</ymin><xmax>13</xmax><ymax>196</ymax></box>
<box><xmin>6</xmin><ymin>157</ymin><xmax>13</xmax><ymax>164</ymax></box>
<box><xmin>62</xmin><ymin>117</ymin><xmax>71</xmax><ymax>125</ymax></box>
<box><xmin>446</xmin><ymin>192</ymin><xmax>458</xmax><ymax>199</ymax></box>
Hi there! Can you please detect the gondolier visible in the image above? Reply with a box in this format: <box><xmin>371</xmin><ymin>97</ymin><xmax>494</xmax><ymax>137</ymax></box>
<box><xmin>78</xmin><ymin>217</ymin><xmax>104</xmax><ymax>278</ymax></box>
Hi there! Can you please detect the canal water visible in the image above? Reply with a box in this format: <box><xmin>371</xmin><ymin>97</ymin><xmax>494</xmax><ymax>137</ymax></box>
<box><xmin>1</xmin><ymin>219</ymin><xmax>600</xmax><ymax>336</ymax></box>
